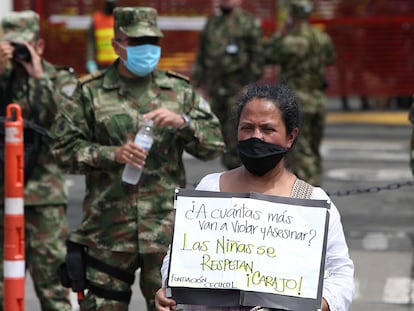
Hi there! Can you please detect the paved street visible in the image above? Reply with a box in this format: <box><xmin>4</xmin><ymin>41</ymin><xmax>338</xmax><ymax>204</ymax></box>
<box><xmin>23</xmin><ymin>99</ymin><xmax>414</xmax><ymax>310</ymax></box>
<box><xmin>322</xmin><ymin>122</ymin><xmax>414</xmax><ymax>311</ymax></box>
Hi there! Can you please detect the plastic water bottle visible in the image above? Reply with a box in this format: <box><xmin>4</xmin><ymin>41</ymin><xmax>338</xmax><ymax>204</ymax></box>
<box><xmin>122</xmin><ymin>120</ymin><xmax>154</xmax><ymax>185</ymax></box>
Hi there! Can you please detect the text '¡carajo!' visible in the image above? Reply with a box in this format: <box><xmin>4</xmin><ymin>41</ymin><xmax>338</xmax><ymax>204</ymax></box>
<box><xmin>173</xmin><ymin>201</ymin><xmax>318</xmax><ymax>295</ymax></box>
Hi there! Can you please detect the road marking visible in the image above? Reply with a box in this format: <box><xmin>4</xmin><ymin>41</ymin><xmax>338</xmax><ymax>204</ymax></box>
<box><xmin>353</xmin><ymin>276</ymin><xmax>414</xmax><ymax>304</ymax></box>
<box><xmin>326</xmin><ymin>112</ymin><xmax>410</xmax><ymax>125</ymax></box>
<box><xmin>383</xmin><ymin>277</ymin><xmax>412</xmax><ymax>304</ymax></box>
<box><xmin>362</xmin><ymin>232</ymin><xmax>389</xmax><ymax>250</ymax></box>
<box><xmin>326</xmin><ymin>167</ymin><xmax>412</xmax><ymax>182</ymax></box>
<box><xmin>321</xmin><ymin>140</ymin><xmax>409</xmax><ymax>162</ymax></box>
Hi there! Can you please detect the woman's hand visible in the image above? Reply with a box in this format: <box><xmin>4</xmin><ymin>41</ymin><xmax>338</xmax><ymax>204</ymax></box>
<box><xmin>322</xmin><ymin>298</ymin><xmax>330</xmax><ymax>311</ymax></box>
<box><xmin>155</xmin><ymin>287</ymin><xmax>177</xmax><ymax>311</ymax></box>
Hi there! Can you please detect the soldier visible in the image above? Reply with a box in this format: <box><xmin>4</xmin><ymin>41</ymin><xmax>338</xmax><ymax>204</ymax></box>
<box><xmin>192</xmin><ymin>0</ymin><xmax>264</xmax><ymax>169</ymax></box>
<box><xmin>0</xmin><ymin>10</ymin><xmax>76</xmax><ymax>310</ymax></box>
<box><xmin>51</xmin><ymin>7</ymin><xmax>224</xmax><ymax>311</ymax></box>
<box><xmin>263</xmin><ymin>0</ymin><xmax>336</xmax><ymax>186</ymax></box>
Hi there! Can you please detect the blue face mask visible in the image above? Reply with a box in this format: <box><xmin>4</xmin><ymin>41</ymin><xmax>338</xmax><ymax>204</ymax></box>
<box><xmin>122</xmin><ymin>44</ymin><xmax>161</xmax><ymax>77</ymax></box>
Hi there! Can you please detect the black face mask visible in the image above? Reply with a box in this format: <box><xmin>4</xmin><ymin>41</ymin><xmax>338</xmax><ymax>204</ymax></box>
<box><xmin>237</xmin><ymin>137</ymin><xmax>288</xmax><ymax>176</ymax></box>
<box><xmin>220</xmin><ymin>6</ymin><xmax>233</xmax><ymax>15</ymax></box>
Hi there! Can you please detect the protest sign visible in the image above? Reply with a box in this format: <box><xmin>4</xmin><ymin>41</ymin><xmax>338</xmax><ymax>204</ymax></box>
<box><xmin>168</xmin><ymin>189</ymin><xmax>330</xmax><ymax>311</ymax></box>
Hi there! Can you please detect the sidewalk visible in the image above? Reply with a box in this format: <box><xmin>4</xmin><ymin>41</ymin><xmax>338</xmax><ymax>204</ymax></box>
<box><xmin>326</xmin><ymin>97</ymin><xmax>411</xmax><ymax>126</ymax></box>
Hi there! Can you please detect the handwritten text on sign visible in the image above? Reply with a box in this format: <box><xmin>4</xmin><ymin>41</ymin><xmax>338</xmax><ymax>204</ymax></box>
<box><xmin>169</xmin><ymin>193</ymin><xmax>329</xmax><ymax>299</ymax></box>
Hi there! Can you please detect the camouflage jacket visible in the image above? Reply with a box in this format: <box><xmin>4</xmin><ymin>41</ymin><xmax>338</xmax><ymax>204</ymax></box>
<box><xmin>264</xmin><ymin>23</ymin><xmax>336</xmax><ymax>112</ymax></box>
<box><xmin>192</xmin><ymin>8</ymin><xmax>264</xmax><ymax>96</ymax></box>
<box><xmin>0</xmin><ymin>60</ymin><xmax>76</xmax><ymax>206</ymax></box>
<box><xmin>51</xmin><ymin>62</ymin><xmax>225</xmax><ymax>253</ymax></box>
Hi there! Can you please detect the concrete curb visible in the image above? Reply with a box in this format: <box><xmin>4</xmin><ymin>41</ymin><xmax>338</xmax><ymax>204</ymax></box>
<box><xmin>326</xmin><ymin>111</ymin><xmax>410</xmax><ymax>126</ymax></box>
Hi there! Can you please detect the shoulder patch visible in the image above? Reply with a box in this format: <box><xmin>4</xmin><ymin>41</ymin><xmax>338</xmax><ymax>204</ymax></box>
<box><xmin>166</xmin><ymin>70</ymin><xmax>190</xmax><ymax>82</ymax></box>
<box><xmin>78</xmin><ymin>70</ymin><xmax>104</xmax><ymax>85</ymax></box>
<box><xmin>60</xmin><ymin>81</ymin><xmax>77</xmax><ymax>98</ymax></box>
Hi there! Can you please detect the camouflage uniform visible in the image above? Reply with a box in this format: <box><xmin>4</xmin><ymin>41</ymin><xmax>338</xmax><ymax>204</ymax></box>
<box><xmin>263</xmin><ymin>1</ymin><xmax>336</xmax><ymax>186</ymax></box>
<box><xmin>192</xmin><ymin>6</ymin><xmax>264</xmax><ymax>169</ymax></box>
<box><xmin>51</xmin><ymin>7</ymin><xmax>224</xmax><ymax>311</ymax></box>
<box><xmin>410</xmin><ymin>101</ymin><xmax>414</xmax><ymax>175</ymax></box>
<box><xmin>0</xmin><ymin>11</ymin><xmax>75</xmax><ymax>310</ymax></box>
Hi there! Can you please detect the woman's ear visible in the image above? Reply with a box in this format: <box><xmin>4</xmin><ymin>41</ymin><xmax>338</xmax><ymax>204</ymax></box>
<box><xmin>287</xmin><ymin>127</ymin><xmax>299</xmax><ymax>148</ymax></box>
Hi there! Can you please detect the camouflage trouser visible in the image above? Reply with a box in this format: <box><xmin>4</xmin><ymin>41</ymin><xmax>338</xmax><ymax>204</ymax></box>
<box><xmin>209</xmin><ymin>92</ymin><xmax>242</xmax><ymax>170</ymax></box>
<box><xmin>287</xmin><ymin>110</ymin><xmax>325</xmax><ymax>186</ymax></box>
<box><xmin>79</xmin><ymin>248</ymin><xmax>164</xmax><ymax>311</ymax></box>
<box><xmin>0</xmin><ymin>204</ymin><xmax>71</xmax><ymax>311</ymax></box>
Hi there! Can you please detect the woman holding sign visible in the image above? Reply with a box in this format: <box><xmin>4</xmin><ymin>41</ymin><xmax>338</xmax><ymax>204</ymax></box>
<box><xmin>155</xmin><ymin>84</ymin><xmax>354</xmax><ymax>311</ymax></box>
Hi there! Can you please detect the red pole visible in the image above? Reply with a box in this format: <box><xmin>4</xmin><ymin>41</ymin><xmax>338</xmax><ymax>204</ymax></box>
<box><xmin>4</xmin><ymin>104</ymin><xmax>25</xmax><ymax>311</ymax></box>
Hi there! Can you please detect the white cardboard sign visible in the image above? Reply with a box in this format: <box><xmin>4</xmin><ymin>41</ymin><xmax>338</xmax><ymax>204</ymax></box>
<box><xmin>168</xmin><ymin>189</ymin><xmax>330</xmax><ymax>311</ymax></box>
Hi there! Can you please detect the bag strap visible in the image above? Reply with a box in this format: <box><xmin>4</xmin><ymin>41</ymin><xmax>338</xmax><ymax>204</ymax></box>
<box><xmin>291</xmin><ymin>178</ymin><xmax>314</xmax><ymax>199</ymax></box>
<box><xmin>32</xmin><ymin>79</ymin><xmax>41</xmax><ymax>124</ymax></box>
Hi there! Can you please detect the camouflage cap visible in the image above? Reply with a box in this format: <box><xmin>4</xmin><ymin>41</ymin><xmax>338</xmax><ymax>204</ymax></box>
<box><xmin>114</xmin><ymin>7</ymin><xmax>163</xmax><ymax>38</ymax></box>
<box><xmin>1</xmin><ymin>10</ymin><xmax>39</xmax><ymax>42</ymax></box>
<box><xmin>289</xmin><ymin>0</ymin><xmax>313</xmax><ymax>18</ymax></box>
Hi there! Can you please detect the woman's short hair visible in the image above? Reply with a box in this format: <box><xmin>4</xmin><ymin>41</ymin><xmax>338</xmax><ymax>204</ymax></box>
<box><xmin>236</xmin><ymin>83</ymin><xmax>300</xmax><ymax>138</ymax></box>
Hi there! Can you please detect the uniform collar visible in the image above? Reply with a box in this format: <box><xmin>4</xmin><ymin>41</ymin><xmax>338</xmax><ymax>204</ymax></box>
<box><xmin>102</xmin><ymin>64</ymin><xmax>174</xmax><ymax>91</ymax></box>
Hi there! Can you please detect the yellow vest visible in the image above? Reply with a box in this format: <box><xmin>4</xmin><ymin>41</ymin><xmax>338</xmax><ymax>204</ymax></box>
<box><xmin>93</xmin><ymin>11</ymin><xmax>117</xmax><ymax>66</ymax></box>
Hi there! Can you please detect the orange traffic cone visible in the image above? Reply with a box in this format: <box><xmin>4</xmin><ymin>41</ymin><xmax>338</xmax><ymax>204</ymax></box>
<box><xmin>4</xmin><ymin>104</ymin><xmax>25</xmax><ymax>311</ymax></box>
